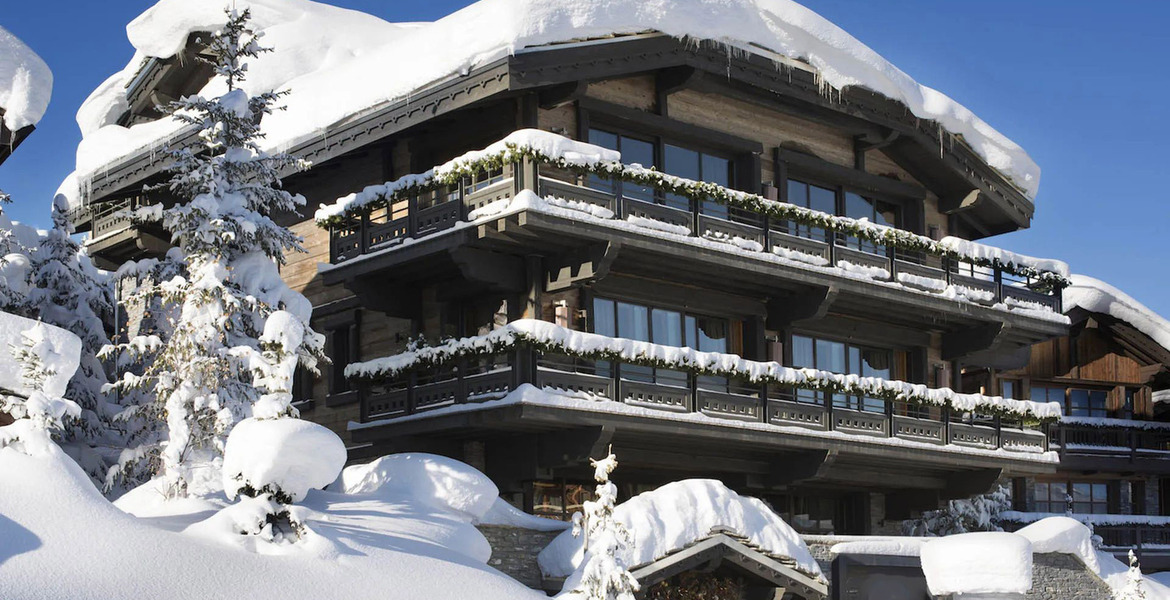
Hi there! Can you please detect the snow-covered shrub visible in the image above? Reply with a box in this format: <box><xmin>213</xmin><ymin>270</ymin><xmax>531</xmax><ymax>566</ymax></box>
<box><xmin>340</xmin><ymin>452</ymin><xmax>498</xmax><ymax>520</ymax></box>
<box><xmin>0</xmin><ymin>323</ymin><xmax>82</xmax><ymax>456</ymax></box>
<box><xmin>903</xmin><ymin>483</ymin><xmax>1011</xmax><ymax>536</ymax></box>
<box><xmin>563</xmin><ymin>450</ymin><xmax>639</xmax><ymax>600</ymax></box>
<box><xmin>1119</xmin><ymin>550</ymin><xmax>1148</xmax><ymax>600</ymax></box>
<box><xmin>102</xmin><ymin>7</ymin><xmax>325</xmax><ymax>497</ymax></box>
<box><xmin>221</xmin><ymin>417</ymin><xmax>345</xmax><ymax>504</ymax></box>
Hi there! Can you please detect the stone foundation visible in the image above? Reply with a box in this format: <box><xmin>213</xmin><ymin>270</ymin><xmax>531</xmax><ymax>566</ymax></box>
<box><xmin>477</xmin><ymin>525</ymin><xmax>563</xmax><ymax>590</ymax></box>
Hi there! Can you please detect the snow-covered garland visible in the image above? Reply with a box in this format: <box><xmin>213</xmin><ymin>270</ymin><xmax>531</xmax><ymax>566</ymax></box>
<box><xmin>346</xmin><ymin>319</ymin><xmax>1062</xmax><ymax>422</ymax></box>
<box><xmin>315</xmin><ymin>130</ymin><xmax>1069</xmax><ymax>288</ymax></box>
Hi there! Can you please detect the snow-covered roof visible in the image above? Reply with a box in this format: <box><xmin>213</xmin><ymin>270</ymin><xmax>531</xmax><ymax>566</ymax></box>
<box><xmin>538</xmin><ymin>479</ymin><xmax>824</xmax><ymax>582</ymax></box>
<box><xmin>0</xmin><ymin>26</ymin><xmax>52</xmax><ymax>131</ymax></box>
<box><xmin>64</xmin><ymin>0</ymin><xmax>1040</xmax><ymax>211</ymax></box>
<box><xmin>0</xmin><ymin>313</ymin><xmax>81</xmax><ymax>398</ymax></box>
<box><xmin>1064</xmin><ymin>274</ymin><xmax>1170</xmax><ymax>355</ymax></box>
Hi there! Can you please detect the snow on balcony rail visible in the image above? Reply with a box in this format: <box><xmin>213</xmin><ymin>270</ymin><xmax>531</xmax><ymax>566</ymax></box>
<box><xmin>315</xmin><ymin>129</ymin><xmax>1069</xmax><ymax>286</ymax></box>
<box><xmin>345</xmin><ymin>318</ymin><xmax>1063</xmax><ymax>422</ymax></box>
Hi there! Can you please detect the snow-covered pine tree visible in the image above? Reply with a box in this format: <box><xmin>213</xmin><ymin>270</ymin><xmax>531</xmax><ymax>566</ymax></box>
<box><xmin>24</xmin><ymin>196</ymin><xmax>116</xmax><ymax>484</ymax></box>
<box><xmin>902</xmin><ymin>483</ymin><xmax>1012</xmax><ymax>536</ymax></box>
<box><xmin>1119</xmin><ymin>550</ymin><xmax>1148</xmax><ymax>600</ymax></box>
<box><xmin>0</xmin><ymin>323</ymin><xmax>82</xmax><ymax>456</ymax></box>
<box><xmin>570</xmin><ymin>449</ymin><xmax>639</xmax><ymax>600</ymax></box>
<box><xmin>104</xmin><ymin>7</ymin><xmax>324</xmax><ymax>498</ymax></box>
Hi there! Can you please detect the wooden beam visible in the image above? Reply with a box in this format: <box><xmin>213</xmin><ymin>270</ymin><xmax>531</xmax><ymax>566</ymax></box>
<box><xmin>537</xmin><ymin>426</ymin><xmax>614</xmax><ymax>468</ymax></box>
<box><xmin>538</xmin><ymin>80</ymin><xmax>588</xmax><ymax>109</ymax></box>
<box><xmin>546</xmin><ymin>241</ymin><xmax>620</xmax><ymax>292</ymax></box>
<box><xmin>942</xmin><ymin>322</ymin><xmax>1011</xmax><ymax>361</ymax></box>
<box><xmin>768</xmin><ymin>450</ymin><xmax>839</xmax><ymax>486</ymax></box>
<box><xmin>941</xmin><ymin>468</ymin><xmax>1002</xmax><ymax>500</ymax></box>
<box><xmin>766</xmin><ymin>286</ymin><xmax>839</xmax><ymax>329</ymax></box>
<box><xmin>939</xmin><ymin>189</ymin><xmax>983</xmax><ymax>214</ymax></box>
<box><xmin>448</xmin><ymin>247</ymin><xmax>525</xmax><ymax>293</ymax></box>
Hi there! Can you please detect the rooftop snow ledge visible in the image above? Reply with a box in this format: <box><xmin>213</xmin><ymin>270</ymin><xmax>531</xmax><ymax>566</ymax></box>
<box><xmin>316</xmin><ymin>129</ymin><xmax>1067</xmax><ymax>286</ymax></box>
<box><xmin>74</xmin><ymin>0</ymin><xmax>1039</xmax><ymax>204</ymax></box>
<box><xmin>346</xmin><ymin>318</ymin><xmax>1063</xmax><ymax>421</ymax></box>
<box><xmin>0</xmin><ymin>25</ymin><xmax>53</xmax><ymax>131</ymax></box>
<box><xmin>1064</xmin><ymin>274</ymin><xmax>1170</xmax><ymax>354</ymax></box>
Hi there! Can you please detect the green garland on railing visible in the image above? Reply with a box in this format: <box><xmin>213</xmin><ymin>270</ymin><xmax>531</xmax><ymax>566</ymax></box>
<box><xmin>348</xmin><ymin>328</ymin><xmax>1058</xmax><ymax>424</ymax></box>
<box><xmin>317</xmin><ymin>142</ymin><xmax>1069</xmax><ymax>289</ymax></box>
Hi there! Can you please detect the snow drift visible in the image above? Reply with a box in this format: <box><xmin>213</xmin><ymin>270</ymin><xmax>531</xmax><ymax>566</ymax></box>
<box><xmin>65</xmin><ymin>0</ymin><xmax>1040</xmax><ymax>211</ymax></box>
<box><xmin>539</xmin><ymin>479</ymin><xmax>824</xmax><ymax>581</ymax></box>
<box><xmin>221</xmin><ymin>417</ymin><xmax>346</xmax><ymax>502</ymax></box>
<box><xmin>920</xmin><ymin>532</ymin><xmax>1032</xmax><ymax>596</ymax></box>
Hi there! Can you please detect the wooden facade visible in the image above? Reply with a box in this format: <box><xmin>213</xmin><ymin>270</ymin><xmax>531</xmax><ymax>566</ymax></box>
<box><xmin>77</xmin><ymin>32</ymin><xmax>1084</xmax><ymax>536</ymax></box>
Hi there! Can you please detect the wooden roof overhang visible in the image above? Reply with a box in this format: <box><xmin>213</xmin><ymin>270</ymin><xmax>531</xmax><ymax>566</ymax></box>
<box><xmin>0</xmin><ymin>107</ymin><xmax>34</xmax><ymax>167</ymax></box>
<box><xmin>626</xmin><ymin>532</ymin><xmax>828</xmax><ymax>600</ymax></box>
<box><xmin>78</xmin><ymin>34</ymin><xmax>1031</xmax><ymax>241</ymax></box>
<box><xmin>1067</xmin><ymin>307</ymin><xmax>1170</xmax><ymax>380</ymax></box>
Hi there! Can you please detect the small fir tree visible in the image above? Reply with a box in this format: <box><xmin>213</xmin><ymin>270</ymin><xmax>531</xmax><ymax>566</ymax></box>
<box><xmin>570</xmin><ymin>449</ymin><xmax>639</xmax><ymax>600</ymax></box>
<box><xmin>1119</xmin><ymin>550</ymin><xmax>1148</xmax><ymax>600</ymax></box>
<box><xmin>0</xmin><ymin>323</ymin><xmax>82</xmax><ymax>456</ymax></box>
<box><xmin>903</xmin><ymin>484</ymin><xmax>1012</xmax><ymax>536</ymax></box>
<box><xmin>104</xmin><ymin>7</ymin><xmax>324</xmax><ymax>498</ymax></box>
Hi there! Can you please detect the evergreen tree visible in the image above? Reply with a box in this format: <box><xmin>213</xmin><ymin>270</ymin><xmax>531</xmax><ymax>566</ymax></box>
<box><xmin>0</xmin><ymin>323</ymin><xmax>82</xmax><ymax>457</ymax></box>
<box><xmin>903</xmin><ymin>484</ymin><xmax>1011</xmax><ymax>536</ymax></box>
<box><xmin>570</xmin><ymin>449</ymin><xmax>639</xmax><ymax>600</ymax></box>
<box><xmin>105</xmin><ymin>7</ymin><xmax>324</xmax><ymax>498</ymax></box>
<box><xmin>24</xmin><ymin>196</ymin><xmax>116</xmax><ymax>484</ymax></box>
<box><xmin>1120</xmin><ymin>550</ymin><xmax>1148</xmax><ymax>600</ymax></box>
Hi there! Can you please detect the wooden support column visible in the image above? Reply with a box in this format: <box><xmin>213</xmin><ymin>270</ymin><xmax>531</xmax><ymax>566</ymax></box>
<box><xmin>766</xmin><ymin>285</ymin><xmax>838</xmax><ymax>330</ymax></box>
<box><xmin>525</xmin><ymin>254</ymin><xmax>542</xmax><ymax>319</ymax></box>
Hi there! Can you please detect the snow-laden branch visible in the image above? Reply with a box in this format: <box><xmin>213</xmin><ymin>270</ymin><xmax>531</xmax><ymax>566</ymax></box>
<box><xmin>346</xmin><ymin>318</ymin><xmax>1063</xmax><ymax>421</ymax></box>
<box><xmin>314</xmin><ymin>129</ymin><xmax>1068</xmax><ymax>286</ymax></box>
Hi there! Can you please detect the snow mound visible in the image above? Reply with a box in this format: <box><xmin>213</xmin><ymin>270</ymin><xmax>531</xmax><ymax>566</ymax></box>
<box><xmin>0</xmin><ymin>25</ymin><xmax>52</xmax><ymax>131</ymax></box>
<box><xmin>0</xmin><ymin>444</ymin><xmax>541</xmax><ymax>600</ymax></box>
<box><xmin>477</xmin><ymin>497</ymin><xmax>572</xmax><ymax>532</ymax></box>
<box><xmin>830</xmin><ymin>538</ymin><xmax>926</xmax><ymax>557</ymax></box>
<box><xmin>1065</xmin><ymin>274</ymin><xmax>1170</xmax><ymax>354</ymax></box>
<box><xmin>1014</xmin><ymin>517</ymin><xmax>1099</xmax><ymax>573</ymax></box>
<box><xmin>920</xmin><ymin>532</ymin><xmax>1032</xmax><ymax>596</ymax></box>
<box><xmin>222</xmin><ymin>418</ymin><xmax>346</xmax><ymax>502</ymax></box>
<box><xmin>539</xmin><ymin>479</ymin><xmax>823</xmax><ymax>580</ymax></box>
<box><xmin>69</xmin><ymin>0</ymin><xmax>1040</xmax><ymax>212</ymax></box>
<box><xmin>0</xmin><ymin>314</ymin><xmax>82</xmax><ymax>398</ymax></box>
<box><xmin>341</xmin><ymin>453</ymin><xmax>499</xmax><ymax>521</ymax></box>
<box><xmin>184</xmin><ymin>494</ymin><xmax>336</xmax><ymax>557</ymax></box>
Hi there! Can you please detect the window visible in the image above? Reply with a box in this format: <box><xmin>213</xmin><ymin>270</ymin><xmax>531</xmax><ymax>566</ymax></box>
<box><xmin>329</xmin><ymin>326</ymin><xmax>352</xmax><ymax>395</ymax></box>
<box><xmin>1035</xmin><ymin>481</ymin><xmax>1108</xmax><ymax>514</ymax></box>
<box><xmin>1068</xmin><ymin>388</ymin><xmax>1108</xmax><ymax>418</ymax></box>
<box><xmin>843</xmin><ymin>192</ymin><xmax>900</xmax><ymax>254</ymax></box>
<box><xmin>1000</xmin><ymin>378</ymin><xmax>1021</xmax><ymax>400</ymax></box>
<box><xmin>664</xmin><ymin>143</ymin><xmax>731</xmax><ymax>217</ymax></box>
<box><xmin>532</xmin><ymin>480</ymin><xmax>591</xmax><ymax>521</ymax></box>
<box><xmin>592</xmin><ymin>297</ymin><xmax>734</xmax><ymax>388</ymax></box>
<box><xmin>790</xmin><ymin>334</ymin><xmax>891</xmax><ymax>412</ymax></box>
<box><xmin>588</xmin><ymin>128</ymin><xmax>656</xmax><ymax>202</ymax></box>
<box><xmin>1030</xmin><ymin>385</ymin><xmax>1064</xmax><ymax>404</ymax></box>
<box><xmin>785</xmin><ymin>180</ymin><xmax>835</xmax><ymax>241</ymax></box>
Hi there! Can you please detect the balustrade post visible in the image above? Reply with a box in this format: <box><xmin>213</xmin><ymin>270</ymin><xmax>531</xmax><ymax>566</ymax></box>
<box><xmin>942</xmin><ymin>406</ymin><xmax>951</xmax><ymax>446</ymax></box>
<box><xmin>329</xmin><ymin>226</ymin><xmax>337</xmax><ymax>263</ymax></box>
<box><xmin>612</xmin><ymin>361</ymin><xmax>623</xmax><ymax>404</ymax></box>
<box><xmin>359</xmin><ymin>213</ymin><xmax>370</xmax><ymax>255</ymax></box>
<box><xmin>406</xmin><ymin>371</ymin><xmax>417</xmax><ymax>415</ymax></box>
<box><xmin>691</xmin><ymin>197</ymin><xmax>701</xmax><ymax>238</ymax></box>
<box><xmin>943</xmin><ymin>256</ymin><xmax>953</xmax><ymax>286</ymax></box>
<box><xmin>886</xmin><ymin>399</ymin><xmax>894</xmax><ymax>438</ymax></box>
<box><xmin>825</xmin><ymin>392</ymin><xmax>835</xmax><ymax>432</ymax></box>
<box><xmin>827</xmin><ymin>231</ymin><xmax>838</xmax><ymax>267</ymax></box>
<box><xmin>994</xmin><ymin>415</ymin><xmax>1002</xmax><ymax>449</ymax></box>
<box><xmin>1059</xmin><ymin>423</ymin><xmax>1067</xmax><ymax>457</ymax></box>
<box><xmin>613</xmin><ymin>178</ymin><xmax>624</xmax><ymax>219</ymax></box>
<box><xmin>759</xmin><ymin>382</ymin><xmax>769</xmax><ymax>424</ymax></box>
<box><xmin>455</xmin><ymin>358</ymin><xmax>467</xmax><ymax>403</ymax></box>
<box><xmin>358</xmin><ymin>382</ymin><xmax>369</xmax><ymax>422</ymax></box>
<box><xmin>407</xmin><ymin>193</ymin><xmax>419</xmax><ymax>238</ymax></box>
<box><xmin>994</xmin><ymin>269</ymin><xmax>1004</xmax><ymax>303</ymax></box>
<box><xmin>1131</xmin><ymin>428</ymin><xmax>1139</xmax><ymax>462</ymax></box>
<box><xmin>688</xmin><ymin>372</ymin><xmax>699</xmax><ymax>413</ymax></box>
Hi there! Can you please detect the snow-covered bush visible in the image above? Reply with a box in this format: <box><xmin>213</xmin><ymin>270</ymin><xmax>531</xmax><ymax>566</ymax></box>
<box><xmin>222</xmin><ymin>417</ymin><xmax>345</xmax><ymax>503</ymax></box>
<box><xmin>1120</xmin><ymin>550</ymin><xmax>1148</xmax><ymax>600</ymax></box>
<box><xmin>340</xmin><ymin>452</ymin><xmax>498</xmax><ymax>520</ymax></box>
<box><xmin>0</xmin><ymin>322</ymin><xmax>83</xmax><ymax>456</ymax></box>
<box><xmin>563</xmin><ymin>450</ymin><xmax>639</xmax><ymax>600</ymax></box>
<box><xmin>903</xmin><ymin>483</ymin><xmax>1011</xmax><ymax>536</ymax></box>
<box><xmin>103</xmin><ymin>7</ymin><xmax>325</xmax><ymax>497</ymax></box>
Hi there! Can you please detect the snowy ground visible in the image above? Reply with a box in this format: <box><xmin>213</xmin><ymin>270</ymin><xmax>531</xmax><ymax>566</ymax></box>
<box><xmin>0</xmin><ymin>444</ymin><xmax>545</xmax><ymax>600</ymax></box>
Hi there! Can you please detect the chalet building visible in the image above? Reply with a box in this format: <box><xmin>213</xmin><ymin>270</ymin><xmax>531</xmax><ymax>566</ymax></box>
<box><xmin>67</xmin><ymin>0</ymin><xmax>1105</xmax><ymax>539</ymax></box>
<box><xmin>962</xmin><ymin>275</ymin><xmax>1170</xmax><ymax>568</ymax></box>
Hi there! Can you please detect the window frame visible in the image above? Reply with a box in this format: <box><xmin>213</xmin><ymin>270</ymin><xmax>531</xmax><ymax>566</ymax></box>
<box><xmin>787</xmin><ymin>331</ymin><xmax>897</xmax><ymax>413</ymax></box>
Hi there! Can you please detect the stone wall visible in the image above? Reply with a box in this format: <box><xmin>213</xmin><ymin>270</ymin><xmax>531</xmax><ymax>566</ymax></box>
<box><xmin>1028</xmin><ymin>553</ymin><xmax>1113</xmax><ymax>600</ymax></box>
<box><xmin>477</xmin><ymin>525</ymin><xmax>563</xmax><ymax>590</ymax></box>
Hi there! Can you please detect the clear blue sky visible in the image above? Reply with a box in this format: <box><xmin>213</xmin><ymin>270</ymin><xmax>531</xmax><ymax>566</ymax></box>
<box><xmin>2</xmin><ymin>1</ymin><xmax>1167</xmax><ymax>317</ymax></box>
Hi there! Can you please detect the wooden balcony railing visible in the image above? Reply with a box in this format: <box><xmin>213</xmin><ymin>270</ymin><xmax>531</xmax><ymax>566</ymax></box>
<box><xmin>328</xmin><ymin>159</ymin><xmax>1062</xmax><ymax>312</ymax></box>
<box><xmin>357</xmin><ymin>347</ymin><xmax>1049</xmax><ymax>455</ymax></box>
<box><xmin>1051</xmin><ymin>422</ymin><xmax>1170</xmax><ymax>459</ymax></box>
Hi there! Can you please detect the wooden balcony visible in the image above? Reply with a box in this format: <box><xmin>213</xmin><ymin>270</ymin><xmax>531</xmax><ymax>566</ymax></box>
<box><xmin>1050</xmin><ymin>420</ymin><xmax>1170</xmax><ymax>473</ymax></box>
<box><xmin>356</xmin><ymin>347</ymin><xmax>1050</xmax><ymax>457</ymax></box>
<box><xmin>327</xmin><ymin>159</ymin><xmax>1063</xmax><ymax>313</ymax></box>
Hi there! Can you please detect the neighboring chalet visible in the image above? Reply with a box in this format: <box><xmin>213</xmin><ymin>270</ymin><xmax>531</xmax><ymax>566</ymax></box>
<box><xmin>0</xmin><ymin>25</ymin><xmax>52</xmax><ymax>168</ymax></box>
<box><xmin>968</xmin><ymin>275</ymin><xmax>1170</xmax><ymax>568</ymax></box>
<box><xmin>67</xmin><ymin>0</ymin><xmax>1080</xmax><ymax>536</ymax></box>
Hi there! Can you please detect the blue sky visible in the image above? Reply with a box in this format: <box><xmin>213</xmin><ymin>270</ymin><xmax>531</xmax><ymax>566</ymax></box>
<box><xmin>2</xmin><ymin>1</ymin><xmax>1167</xmax><ymax>317</ymax></box>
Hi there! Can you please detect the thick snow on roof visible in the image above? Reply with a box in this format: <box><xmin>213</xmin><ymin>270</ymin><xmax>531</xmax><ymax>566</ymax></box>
<box><xmin>919</xmin><ymin>532</ymin><xmax>1032</xmax><ymax>596</ymax></box>
<box><xmin>65</xmin><ymin>0</ymin><xmax>1040</xmax><ymax>210</ymax></box>
<box><xmin>0</xmin><ymin>313</ymin><xmax>81</xmax><ymax>398</ymax></box>
<box><xmin>1065</xmin><ymin>274</ymin><xmax>1170</xmax><ymax>354</ymax></box>
<box><xmin>0</xmin><ymin>26</ymin><xmax>52</xmax><ymax>131</ymax></box>
<box><xmin>539</xmin><ymin>479</ymin><xmax>824</xmax><ymax>582</ymax></box>
<box><xmin>0</xmin><ymin>444</ymin><xmax>544</xmax><ymax>600</ymax></box>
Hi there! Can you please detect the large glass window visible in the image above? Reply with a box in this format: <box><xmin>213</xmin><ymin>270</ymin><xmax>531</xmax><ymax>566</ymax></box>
<box><xmin>790</xmin><ymin>334</ymin><xmax>890</xmax><ymax>412</ymax></box>
<box><xmin>1031</xmin><ymin>385</ymin><xmax>1065</xmax><ymax>404</ymax></box>
<box><xmin>1035</xmin><ymin>481</ymin><xmax>1108</xmax><ymax>514</ymax></box>
<box><xmin>664</xmin><ymin>143</ymin><xmax>731</xmax><ymax>217</ymax></box>
<box><xmin>843</xmin><ymin>192</ymin><xmax>900</xmax><ymax>254</ymax></box>
<box><xmin>588</xmin><ymin>129</ymin><xmax>656</xmax><ymax>202</ymax></box>
<box><xmin>1069</xmin><ymin>388</ymin><xmax>1108</xmax><ymax>418</ymax></box>
<box><xmin>785</xmin><ymin>180</ymin><xmax>836</xmax><ymax>241</ymax></box>
<box><xmin>592</xmin><ymin>297</ymin><xmax>733</xmax><ymax>389</ymax></box>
